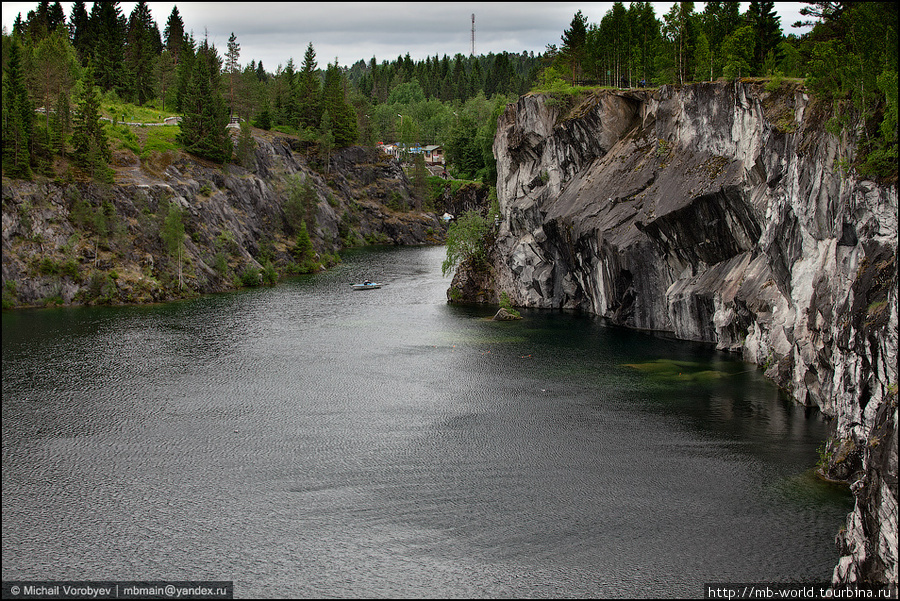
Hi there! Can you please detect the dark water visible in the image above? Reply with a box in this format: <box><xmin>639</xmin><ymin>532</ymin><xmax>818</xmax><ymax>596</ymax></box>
<box><xmin>2</xmin><ymin>246</ymin><xmax>852</xmax><ymax>598</ymax></box>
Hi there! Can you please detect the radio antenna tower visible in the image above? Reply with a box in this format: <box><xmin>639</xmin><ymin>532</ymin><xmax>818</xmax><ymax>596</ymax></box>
<box><xmin>471</xmin><ymin>14</ymin><xmax>475</xmax><ymax>56</ymax></box>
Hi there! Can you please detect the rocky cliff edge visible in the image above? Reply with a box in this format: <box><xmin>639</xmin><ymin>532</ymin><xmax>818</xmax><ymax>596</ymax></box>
<box><xmin>459</xmin><ymin>81</ymin><xmax>896</xmax><ymax>587</ymax></box>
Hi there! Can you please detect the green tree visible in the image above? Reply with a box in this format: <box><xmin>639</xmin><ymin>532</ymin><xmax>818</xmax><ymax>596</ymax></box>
<box><xmin>722</xmin><ymin>26</ymin><xmax>755</xmax><ymax>80</ymax></box>
<box><xmin>283</xmin><ymin>174</ymin><xmax>318</xmax><ymax>232</ymax></box>
<box><xmin>31</xmin><ymin>24</ymin><xmax>79</xmax><ymax>138</ymax></box>
<box><xmin>2</xmin><ymin>38</ymin><xmax>34</xmax><ymax>179</ymax></box>
<box><xmin>124</xmin><ymin>1</ymin><xmax>160</xmax><ymax>106</ymax></box>
<box><xmin>561</xmin><ymin>10</ymin><xmax>588</xmax><ymax>84</ymax></box>
<box><xmin>71</xmin><ymin>63</ymin><xmax>111</xmax><ymax>180</ymax></box>
<box><xmin>297</xmin><ymin>42</ymin><xmax>321</xmax><ymax>130</ymax></box>
<box><xmin>662</xmin><ymin>2</ymin><xmax>696</xmax><ymax>85</ymax></box>
<box><xmin>235</xmin><ymin>120</ymin><xmax>256</xmax><ymax>169</ymax></box>
<box><xmin>318</xmin><ymin>110</ymin><xmax>336</xmax><ymax>174</ymax></box>
<box><xmin>154</xmin><ymin>50</ymin><xmax>176</xmax><ymax>110</ymax></box>
<box><xmin>225</xmin><ymin>32</ymin><xmax>240</xmax><ymax>118</ymax></box>
<box><xmin>177</xmin><ymin>39</ymin><xmax>232</xmax><ymax>163</ymax></box>
<box><xmin>321</xmin><ymin>60</ymin><xmax>358</xmax><ymax>147</ymax></box>
<box><xmin>163</xmin><ymin>6</ymin><xmax>185</xmax><ymax>65</ymax></box>
<box><xmin>161</xmin><ymin>199</ymin><xmax>185</xmax><ymax>289</ymax></box>
<box><xmin>747</xmin><ymin>1</ymin><xmax>783</xmax><ymax>76</ymax></box>
<box><xmin>442</xmin><ymin>210</ymin><xmax>490</xmax><ymax>276</ymax></box>
<box><xmin>69</xmin><ymin>0</ymin><xmax>92</xmax><ymax>65</ymax></box>
<box><xmin>88</xmin><ymin>1</ymin><xmax>126</xmax><ymax>93</ymax></box>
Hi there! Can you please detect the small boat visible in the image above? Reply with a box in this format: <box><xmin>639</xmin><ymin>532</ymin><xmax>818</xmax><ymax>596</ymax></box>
<box><xmin>351</xmin><ymin>281</ymin><xmax>382</xmax><ymax>290</ymax></box>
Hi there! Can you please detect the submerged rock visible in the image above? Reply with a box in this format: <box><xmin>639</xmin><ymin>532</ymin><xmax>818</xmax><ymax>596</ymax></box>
<box><xmin>492</xmin><ymin>307</ymin><xmax>522</xmax><ymax>321</ymax></box>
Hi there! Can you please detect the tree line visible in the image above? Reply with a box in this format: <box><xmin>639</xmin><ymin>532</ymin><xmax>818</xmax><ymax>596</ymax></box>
<box><xmin>3</xmin><ymin>1</ymin><xmax>897</xmax><ymax>182</ymax></box>
<box><xmin>546</xmin><ymin>2</ymin><xmax>896</xmax><ymax>176</ymax></box>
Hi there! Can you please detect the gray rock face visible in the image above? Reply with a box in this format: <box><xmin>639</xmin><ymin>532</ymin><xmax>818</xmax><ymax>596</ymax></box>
<box><xmin>481</xmin><ymin>82</ymin><xmax>897</xmax><ymax>586</ymax></box>
<box><xmin>2</xmin><ymin>137</ymin><xmax>444</xmax><ymax>307</ymax></box>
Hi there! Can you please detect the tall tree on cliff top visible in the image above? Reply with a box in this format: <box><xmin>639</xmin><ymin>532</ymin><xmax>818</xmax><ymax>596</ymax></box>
<box><xmin>31</xmin><ymin>24</ymin><xmax>79</xmax><ymax>136</ymax></box>
<box><xmin>747</xmin><ymin>1</ymin><xmax>783</xmax><ymax>76</ymax></box>
<box><xmin>663</xmin><ymin>2</ymin><xmax>695</xmax><ymax>85</ymax></box>
<box><xmin>321</xmin><ymin>60</ymin><xmax>358</xmax><ymax>147</ymax></box>
<box><xmin>298</xmin><ymin>43</ymin><xmax>321</xmax><ymax>130</ymax></box>
<box><xmin>124</xmin><ymin>1</ymin><xmax>161</xmax><ymax>105</ymax></box>
<box><xmin>177</xmin><ymin>39</ymin><xmax>232</xmax><ymax>164</ymax></box>
<box><xmin>561</xmin><ymin>10</ymin><xmax>588</xmax><ymax>83</ymax></box>
<box><xmin>225</xmin><ymin>32</ymin><xmax>241</xmax><ymax>118</ymax></box>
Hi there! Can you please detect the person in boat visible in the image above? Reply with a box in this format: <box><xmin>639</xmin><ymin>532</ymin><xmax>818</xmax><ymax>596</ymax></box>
<box><xmin>364</xmin><ymin>279</ymin><xmax>372</xmax><ymax>286</ymax></box>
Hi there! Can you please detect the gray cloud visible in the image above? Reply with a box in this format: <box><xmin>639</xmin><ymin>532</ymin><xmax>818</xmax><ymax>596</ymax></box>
<box><xmin>3</xmin><ymin>2</ymin><xmax>809</xmax><ymax>72</ymax></box>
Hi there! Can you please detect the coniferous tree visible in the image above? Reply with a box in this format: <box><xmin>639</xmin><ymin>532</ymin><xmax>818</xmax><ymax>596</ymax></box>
<box><xmin>177</xmin><ymin>39</ymin><xmax>232</xmax><ymax>163</ymax></box>
<box><xmin>69</xmin><ymin>1</ymin><xmax>92</xmax><ymax>65</ymax></box>
<box><xmin>71</xmin><ymin>63</ymin><xmax>111</xmax><ymax>180</ymax></box>
<box><xmin>31</xmin><ymin>23</ymin><xmax>78</xmax><ymax>136</ymax></box>
<box><xmin>298</xmin><ymin>43</ymin><xmax>321</xmax><ymax>129</ymax></box>
<box><xmin>174</xmin><ymin>32</ymin><xmax>196</xmax><ymax>112</ymax></box>
<box><xmin>321</xmin><ymin>60</ymin><xmax>358</xmax><ymax>147</ymax></box>
<box><xmin>561</xmin><ymin>10</ymin><xmax>588</xmax><ymax>83</ymax></box>
<box><xmin>3</xmin><ymin>39</ymin><xmax>34</xmax><ymax>179</ymax></box>
<box><xmin>225</xmin><ymin>32</ymin><xmax>241</xmax><ymax>118</ymax></box>
<box><xmin>124</xmin><ymin>1</ymin><xmax>160</xmax><ymax>105</ymax></box>
<box><xmin>748</xmin><ymin>1</ymin><xmax>783</xmax><ymax>76</ymax></box>
<box><xmin>163</xmin><ymin>6</ymin><xmax>185</xmax><ymax>65</ymax></box>
<box><xmin>154</xmin><ymin>50</ymin><xmax>177</xmax><ymax>110</ymax></box>
<box><xmin>89</xmin><ymin>1</ymin><xmax>126</xmax><ymax>93</ymax></box>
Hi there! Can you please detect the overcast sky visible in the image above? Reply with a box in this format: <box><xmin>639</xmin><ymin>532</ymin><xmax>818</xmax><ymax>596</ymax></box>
<box><xmin>3</xmin><ymin>2</ymin><xmax>812</xmax><ymax>71</ymax></box>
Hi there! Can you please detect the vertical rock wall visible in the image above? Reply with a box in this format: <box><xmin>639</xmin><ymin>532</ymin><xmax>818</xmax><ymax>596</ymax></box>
<box><xmin>481</xmin><ymin>82</ymin><xmax>897</xmax><ymax>586</ymax></box>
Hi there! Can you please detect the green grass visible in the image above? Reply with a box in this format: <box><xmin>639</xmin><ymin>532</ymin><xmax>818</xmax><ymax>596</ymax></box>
<box><xmin>104</xmin><ymin>122</ymin><xmax>181</xmax><ymax>158</ymax></box>
<box><xmin>101</xmin><ymin>97</ymin><xmax>179</xmax><ymax>125</ymax></box>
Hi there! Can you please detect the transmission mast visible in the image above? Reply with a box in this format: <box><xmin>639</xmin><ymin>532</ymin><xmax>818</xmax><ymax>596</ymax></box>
<box><xmin>471</xmin><ymin>14</ymin><xmax>475</xmax><ymax>56</ymax></box>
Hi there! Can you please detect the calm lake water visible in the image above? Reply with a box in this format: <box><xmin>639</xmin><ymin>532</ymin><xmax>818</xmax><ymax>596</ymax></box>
<box><xmin>2</xmin><ymin>245</ymin><xmax>851</xmax><ymax>598</ymax></box>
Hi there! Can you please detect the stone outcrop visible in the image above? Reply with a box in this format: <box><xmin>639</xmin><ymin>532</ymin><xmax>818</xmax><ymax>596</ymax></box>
<box><xmin>459</xmin><ymin>82</ymin><xmax>897</xmax><ymax>587</ymax></box>
<box><xmin>2</xmin><ymin>134</ymin><xmax>445</xmax><ymax>307</ymax></box>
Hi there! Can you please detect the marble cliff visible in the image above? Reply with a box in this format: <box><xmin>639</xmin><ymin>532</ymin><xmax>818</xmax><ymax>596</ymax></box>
<box><xmin>455</xmin><ymin>81</ymin><xmax>897</xmax><ymax>586</ymax></box>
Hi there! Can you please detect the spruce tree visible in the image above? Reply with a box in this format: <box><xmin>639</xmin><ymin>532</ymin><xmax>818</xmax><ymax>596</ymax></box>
<box><xmin>163</xmin><ymin>6</ymin><xmax>185</xmax><ymax>65</ymax></box>
<box><xmin>3</xmin><ymin>39</ymin><xmax>34</xmax><ymax>179</ymax></box>
<box><xmin>124</xmin><ymin>1</ymin><xmax>160</xmax><ymax>105</ymax></box>
<box><xmin>71</xmin><ymin>64</ymin><xmax>111</xmax><ymax>180</ymax></box>
<box><xmin>748</xmin><ymin>1</ymin><xmax>783</xmax><ymax>76</ymax></box>
<box><xmin>298</xmin><ymin>43</ymin><xmax>321</xmax><ymax>130</ymax></box>
<box><xmin>321</xmin><ymin>61</ymin><xmax>358</xmax><ymax>147</ymax></box>
<box><xmin>69</xmin><ymin>1</ymin><xmax>92</xmax><ymax>66</ymax></box>
<box><xmin>177</xmin><ymin>39</ymin><xmax>232</xmax><ymax>164</ymax></box>
<box><xmin>89</xmin><ymin>1</ymin><xmax>126</xmax><ymax>93</ymax></box>
<box><xmin>561</xmin><ymin>10</ymin><xmax>588</xmax><ymax>83</ymax></box>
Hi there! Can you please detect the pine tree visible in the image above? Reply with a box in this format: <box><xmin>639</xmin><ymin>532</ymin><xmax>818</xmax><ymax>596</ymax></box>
<box><xmin>163</xmin><ymin>6</ymin><xmax>185</xmax><ymax>65</ymax></box>
<box><xmin>89</xmin><ymin>1</ymin><xmax>126</xmax><ymax>93</ymax></box>
<box><xmin>298</xmin><ymin>43</ymin><xmax>321</xmax><ymax>130</ymax></box>
<box><xmin>154</xmin><ymin>50</ymin><xmax>177</xmax><ymax>111</ymax></box>
<box><xmin>71</xmin><ymin>63</ymin><xmax>111</xmax><ymax>180</ymax></box>
<box><xmin>177</xmin><ymin>39</ymin><xmax>232</xmax><ymax>164</ymax></box>
<box><xmin>3</xmin><ymin>39</ymin><xmax>34</xmax><ymax>179</ymax></box>
<box><xmin>748</xmin><ymin>1</ymin><xmax>783</xmax><ymax>76</ymax></box>
<box><xmin>124</xmin><ymin>1</ymin><xmax>160</xmax><ymax>105</ymax></box>
<box><xmin>174</xmin><ymin>33</ymin><xmax>196</xmax><ymax>112</ymax></box>
<box><xmin>321</xmin><ymin>60</ymin><xmax>358</xmax><ymax>147</ymax></box>
<box><xmin>225</xmin><ymin>32</ymin><xmax>241</xmax><ymax>119</ymax></box>
<box><xmin>561</xmin><ymin>10</ymin><xmax>588</xmax><ymax>83</ymax></box>
<box><xmin>69</xmin><ymin>1</ymin><xmax>92</xmax><ymax>65</ymax></box>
